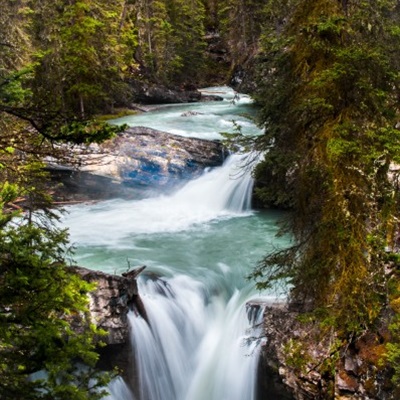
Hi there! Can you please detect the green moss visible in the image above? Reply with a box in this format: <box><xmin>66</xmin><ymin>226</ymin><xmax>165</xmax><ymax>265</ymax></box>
<box><xmin>283</xmin><ymin>339</ymin><xmax>312</xmax><ymax>373</ymax></box>
<box><xmin>252</xmin><ymin>0</ymin><xmax>400</xmax><ymax>339</ymax></box>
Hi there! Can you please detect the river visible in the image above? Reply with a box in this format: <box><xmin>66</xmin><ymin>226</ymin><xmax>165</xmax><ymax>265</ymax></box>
<box><xmin>60</xmin><ymin>87</ymin><xmax>289</xmax><ymax>400</ymax></box>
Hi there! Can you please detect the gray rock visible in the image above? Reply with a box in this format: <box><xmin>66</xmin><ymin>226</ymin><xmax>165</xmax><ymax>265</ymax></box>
<box><xmin>72</xmin><ymin>265</ymin><xmax>146</xmax><ymax>345</ymax></box>
<box><xmin>79</xmin><ymin>126</ymin><xmax>225</xmax><ymax>189</ymax></box>
<box><xmin>130</xmin><ymin>81</ymin><xmax>201</xmax><ymax>104</ymax></box>
<box><xmin>48</xmin><ymin>127</ymin><xmax>225</xmax><ymax>199</ymax></box>
<box><xmin>260</xmin><ymin>306</ymin><xmax>396</xmax><ymax>399</ymax></box>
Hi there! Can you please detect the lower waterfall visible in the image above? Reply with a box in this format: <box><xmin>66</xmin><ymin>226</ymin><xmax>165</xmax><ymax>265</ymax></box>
<box><xmin>98</xmin><ymin>154</ymin><xmax>272</xmax><ymax>400</ymax></box>
<box><xmin>128</xmin><ymin>277</ymin><xmax>265</xmax><ymax>400</ymax></box>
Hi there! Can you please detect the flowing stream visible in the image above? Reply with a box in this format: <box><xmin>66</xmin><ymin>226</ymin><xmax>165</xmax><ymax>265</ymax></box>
<box><xmin>61</xmin><ymin>87</ymin><xmax>289</xmax><ymax>400</ymax></box>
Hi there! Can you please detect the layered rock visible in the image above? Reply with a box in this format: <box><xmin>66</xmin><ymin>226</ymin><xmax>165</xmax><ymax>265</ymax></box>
<box><xmin>73</xmin><ymin>266</ymin><xmax>146</xmax><ymax>345</ymax></box>
<box><xmin>71</xmin><ymin>266</ymin><xmax>146</xmax><ymax>391</ymax></box>
<box><xmin>92</xmin><ymin>127</ymin><xmax>224</xmax><ymax>187</ymax></box>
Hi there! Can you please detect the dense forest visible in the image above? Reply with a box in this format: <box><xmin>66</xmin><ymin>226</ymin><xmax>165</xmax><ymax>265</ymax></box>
<box><xmin>2</xmin><ymin>0</ymin><xmax>400</xmax><ymax>398</ymax></box>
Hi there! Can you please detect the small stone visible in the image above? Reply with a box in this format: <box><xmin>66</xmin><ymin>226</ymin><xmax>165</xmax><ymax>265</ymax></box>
<box><xmin>344</xmin><ymin>355</ymin><xmax>359</xmax><ymax>375</ymax></box>
<box><xmin>337</xmin><ymin>371</ymin><xmax>359</xmax><ymax>393</ymax></box>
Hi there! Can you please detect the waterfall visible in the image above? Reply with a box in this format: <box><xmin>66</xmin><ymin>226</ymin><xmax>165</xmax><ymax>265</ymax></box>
<box><xmin>169</xmin><ymin>152</ymin><xmax>255</xmax><ymax>214</ymax></box>
<box><xmin>128</xmin><ymin>276</ymin><xmax>267</xmax><ymax>400</ymax></box>
<box><xmin>105</xmin><ymin>377</ymin><xmax>135</xmax><ymax>400</ymax></box>
<box><xmin>63</xmin><ymin>153</ymin><xmax>256</xmax><ymax>245</ymax></box>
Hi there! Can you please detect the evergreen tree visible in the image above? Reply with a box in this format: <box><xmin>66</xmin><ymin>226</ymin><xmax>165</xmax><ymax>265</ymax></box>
<box><xmin>218</xmin><ymin>0</ymin><xmax>265</xmax><ymax>65</ymax></box>
<box><xmin>135</xmin><ymin>0</ymin><xmax>179</xmax><ymax>83</ymax></box>
<box><xmin>166</xmin><ymin>0</ymin><xmax>207</xmax><ymax>84</ymax></box>
<box><xmin>134</xmin><ymin>0</ymin><xmax>207</xmax><ymax>85</ymax></box>
<box><xmin>0</xmin><ymin>2</ymin><xmax>123</xmax><ymax>397</ymax></box>
<box><xmin>0</xmin><ymin>199</ymin><xmax>111</xmax><ymax>399</ymax></box>
<box><xmin>30</xmin><ymin>0</ymin><xmax>137</xmax><ymax>117</ymax></box>
<box><xmin>251</xmin><ymin>0</ymin><xmax>400</xmax><ymax>334</ymax></box>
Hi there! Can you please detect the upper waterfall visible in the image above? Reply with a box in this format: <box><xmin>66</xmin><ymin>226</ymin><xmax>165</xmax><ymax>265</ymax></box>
<box><xmin>63</xmin><ymin>152</ymin><xmax>256</xmax><ymax>246</ymax></box>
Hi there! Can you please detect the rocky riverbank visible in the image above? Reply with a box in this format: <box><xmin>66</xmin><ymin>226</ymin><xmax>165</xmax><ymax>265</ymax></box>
<box><xmin>259</xmin><ymin>305</ymin><xmax>397</xmax><ymax>399</ymax></box>
<box><xmin>72</xmin><ymin>266</ymin><xmax>147</xmax><ymax>391</ymax></box>
<box><xmin>129</xmin><ymin>80</ymin><xmax>224</xmax><ymax>104</ymax></box>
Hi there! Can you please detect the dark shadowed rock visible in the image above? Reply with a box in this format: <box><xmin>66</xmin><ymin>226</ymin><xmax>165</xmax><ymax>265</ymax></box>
<box><xmin>200</xmin><ymin>94</ymin><xmax>224</xmax><ymax>102</ymax></box>
<box><xmin>129</xmin><ymin>80</ymin><xmax>223</xmax><ymax>104</ymax></box>
<box><xmin>130</xmin><ymin>81</ymin><xmax>201</xmax><ymax>104</ymax></box>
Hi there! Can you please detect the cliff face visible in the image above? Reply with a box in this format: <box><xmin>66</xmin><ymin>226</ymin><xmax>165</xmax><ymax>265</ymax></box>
<box><xmin>260</xmin><ymin>306</ymin><xmax>396</xmax><ymax>400</ymax></box>
<box><xmin>72</xmin><ymin>266</ymin><xmax>147</xmax><ymax>391</ymax></box>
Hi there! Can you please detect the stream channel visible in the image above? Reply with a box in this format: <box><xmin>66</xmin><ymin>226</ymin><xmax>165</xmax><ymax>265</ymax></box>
<box><xmin>60</xmin><ymin>87</ymin><xmax>290</xmax><ymax>400</ymax></box>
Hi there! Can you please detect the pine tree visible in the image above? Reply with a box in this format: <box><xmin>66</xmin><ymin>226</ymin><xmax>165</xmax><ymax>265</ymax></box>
<box><xmin>134</xmin><ymin>0</ymin><xmax>207</xmax><ymax>85</ymax></box>
<box><xmin>251</xmin><ymin>0</ymin><xmax>400</xmax><ymax>334</ymax></box>
<box><xmin>218</xmin><ymin>0</ymin><xmax>265</xmax><ymax>65</ymax></box>
<box><xmin>30</xmin><ymin>0</ymin><xmax>137</xmax><ymax>118</ymax></box>
<box><xmin>0</xmin><ymin>2</ymin><xmax>123</xmax><ymax>397</ymax></box>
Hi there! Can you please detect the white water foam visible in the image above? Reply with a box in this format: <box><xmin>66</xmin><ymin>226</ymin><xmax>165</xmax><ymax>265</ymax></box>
<box><xmin>104</xmin><ymin>377</ymin><xmax>135</xmax><ymax>400</ymax></box>
<box><xmin>62</xmin><ymin>153</ymin><xmax>255</xmax><ymax>247</ymax></box>
<box><xmin>129</xmin><ymin>275</ymin><xmax>265</xmax><ymax>400</ymax></box>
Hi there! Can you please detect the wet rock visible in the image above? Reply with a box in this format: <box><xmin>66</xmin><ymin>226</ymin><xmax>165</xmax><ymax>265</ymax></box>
<box><xmin>129</xmin><ymin>80</ymin><xmax>224</xmax><ymax>104</ymax></box>
<box><xmin>71</xmin><ymin>266</ymin><xmax>146</xmax><ymax>390</ymax></box>
<box><xmin>48</xmin><ymin>127</ymin><xmax>225</xmax><ymax>195</ymax></box>
<box><xmin>180</xmin><ymin>111</ymin><xmax>204</xmax><ymax>117</ymax></box>
<box><xmin>130</xmin><ymin>80</ymin><xmax>201</xmax><ymax>104</ymax></box>
<box><xmin>200</xmin><ymin>94</ymin><xmax>224</xmax><ymax>102</ymax></box>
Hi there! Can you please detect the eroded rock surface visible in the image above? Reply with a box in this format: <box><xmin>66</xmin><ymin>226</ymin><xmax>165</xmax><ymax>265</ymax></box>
<box><xmin>73</xmin><ymin>266</ymin><xmax>145</xmax><ymax>345</ymax></box>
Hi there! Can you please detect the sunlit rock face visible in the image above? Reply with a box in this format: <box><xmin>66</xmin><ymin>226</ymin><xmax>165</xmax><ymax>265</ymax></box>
<box><xmin>61</xmin><ymin>127</ymin><xmax>224</xmax><ymax>190</ymax></box>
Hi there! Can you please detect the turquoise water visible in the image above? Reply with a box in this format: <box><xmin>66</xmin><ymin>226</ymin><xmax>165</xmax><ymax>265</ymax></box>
<box><xmin>109</xmin><ymin>86</ymin><xmax>262</xmax><ymax>141</ymax></box>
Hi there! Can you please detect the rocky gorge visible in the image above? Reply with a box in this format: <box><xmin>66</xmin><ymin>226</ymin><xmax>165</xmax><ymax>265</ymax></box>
<box><xmin>77</xmin><ymin>263</ymin><xmax>396</xmax><ymax>400</ymax></box>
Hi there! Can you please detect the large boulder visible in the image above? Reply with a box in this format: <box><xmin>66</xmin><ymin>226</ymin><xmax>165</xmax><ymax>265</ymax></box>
<box><xmin>72</xmin><ymin>126</ymin><xmax>225</xmax><ymax>189</ymax></box>
<box><xmin>47</xmin><ymin>127</ymin><xmax>225</xmax><ymax>201</ymax></box>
